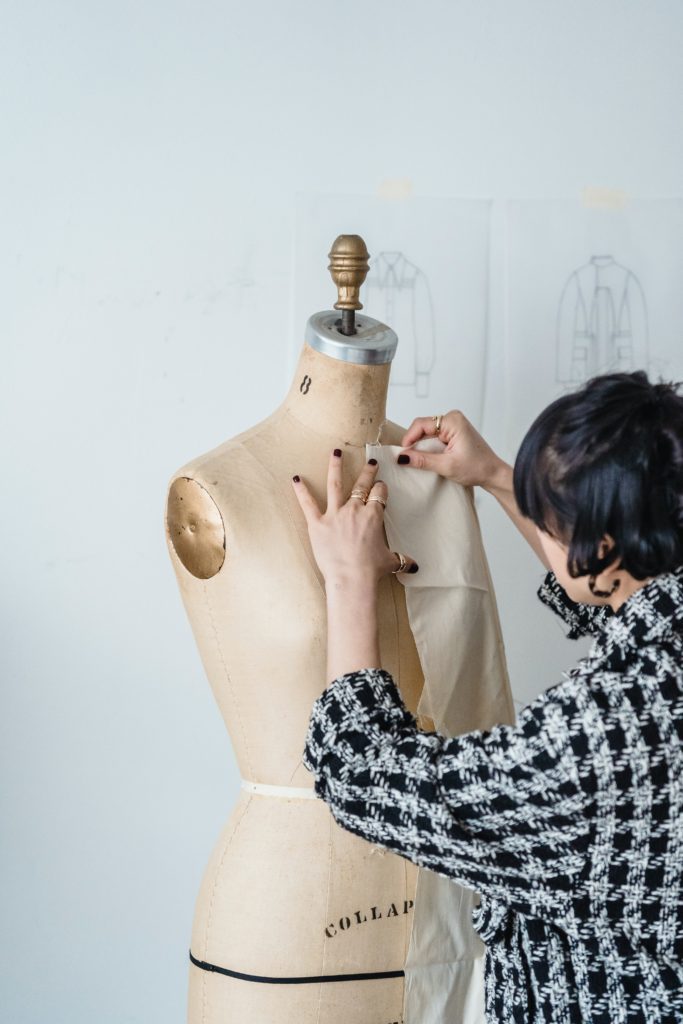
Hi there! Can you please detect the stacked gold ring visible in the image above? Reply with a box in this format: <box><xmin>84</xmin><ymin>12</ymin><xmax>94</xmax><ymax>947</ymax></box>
<box><xmin>433</xmin><ymin>414</ymin><xmax>443</xmax><ymax>433</ymax></box>
<box><xmin>350</xmin><ymin>488</ymin><xmax>369</xmax><ymax>503</ymax></box>
<box><xmin>366</xmin><ymin>495</ymin><xmax>387</xmax><ymax>508</ymax></box>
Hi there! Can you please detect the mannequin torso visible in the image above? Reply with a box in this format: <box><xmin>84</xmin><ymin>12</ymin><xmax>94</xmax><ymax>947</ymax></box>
<box><xmin>165</xmin><ymin>342</ymin><xmax>430</xmax><ymax>1023</ymax></box>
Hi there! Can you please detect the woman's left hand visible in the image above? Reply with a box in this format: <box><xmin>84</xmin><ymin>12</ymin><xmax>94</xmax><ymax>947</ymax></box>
<box><xmin>291</xmin><ymin>450</ymin><xmax>418</xmax><ymax>588</ymax></box>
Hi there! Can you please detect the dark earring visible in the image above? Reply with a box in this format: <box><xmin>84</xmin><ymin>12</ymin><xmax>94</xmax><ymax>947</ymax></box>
<box><xmin>588</xmin><ymin>575</ymin><xmax>621</xmax><ymax>598</ymax></box>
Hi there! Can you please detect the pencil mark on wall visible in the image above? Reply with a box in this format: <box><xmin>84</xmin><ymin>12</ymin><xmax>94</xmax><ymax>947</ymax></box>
<box><xmin>365</xmin><ymin>251</ymin><xmax>436</xmax><ymax>398</ymax></box>
<box><xmin>555</xmin><ymin>255</ymin><xmax>649</xmax><ymax>386</ymax></box>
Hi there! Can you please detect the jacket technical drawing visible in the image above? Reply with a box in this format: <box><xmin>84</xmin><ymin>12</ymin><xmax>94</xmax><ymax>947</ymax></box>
<box><xmin>303</xmin><ymin>565</ymin><xmax>683</xmax><ymax>1023</ymax></box>
<box><xmin>364</xmin><ymin>252</ymin><xmax>436</xmax><ymax>397</ymax></box>
<box><xmin>556</xmin><ymin>255</ymin><xmax>649</xmax><ymax>385</ymax></box>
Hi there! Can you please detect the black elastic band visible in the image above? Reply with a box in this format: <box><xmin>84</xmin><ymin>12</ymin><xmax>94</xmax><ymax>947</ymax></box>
<box><xmin>189</xmin><ymin>948</ymin><xmax>405</xmax><ymax>985</ymax></box>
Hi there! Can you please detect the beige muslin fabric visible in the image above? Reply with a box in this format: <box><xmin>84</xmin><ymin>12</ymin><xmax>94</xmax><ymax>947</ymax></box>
<box><xmin>366</xmin><ymin>439</ymin><xmax>516</xmax><ymax>1024</ymax></box>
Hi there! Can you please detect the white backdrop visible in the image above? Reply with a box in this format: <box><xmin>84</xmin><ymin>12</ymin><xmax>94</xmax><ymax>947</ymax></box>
<box><xmin>3</xmin><ymin>2</ymin><xmax>683</xmax><ymax>1021</ymax></box>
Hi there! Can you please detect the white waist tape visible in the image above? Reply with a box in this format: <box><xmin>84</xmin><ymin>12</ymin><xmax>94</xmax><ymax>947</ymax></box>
<box><xmin>241</xmin><ymin>778</ymin><xmax>318</xmax><ymax>799</ymax></box>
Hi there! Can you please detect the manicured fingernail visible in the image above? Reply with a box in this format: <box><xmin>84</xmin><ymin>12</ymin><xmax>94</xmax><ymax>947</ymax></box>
<box><xmin>368</xmin><ymin>457</ymin><xmax>378</xmax><ymax>465</ymax></box>
<box><xmin>397</xmin><ymin>454</ymin><xmax>410</xmax><ymax>465</ymax></box>
<box><xmin>292</xmin><ymin>475</ymin><xmax>300</xmax><ymax>483</ymax></box>
<box><xmin>333</xmin><ymin>448</ymin><xmax>342</xmax><ymax>457</ymax></box>
<box><xmin>408</xmin><ymin>563</ymin><xmax>419</xmax><ymax>573</ymax></box>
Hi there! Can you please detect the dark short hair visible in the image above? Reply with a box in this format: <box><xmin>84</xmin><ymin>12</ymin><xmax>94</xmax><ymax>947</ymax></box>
<box><xmin>513</xmin><ymin>370</ymin><xmax>683</xmax><ymax>580</ymax></box>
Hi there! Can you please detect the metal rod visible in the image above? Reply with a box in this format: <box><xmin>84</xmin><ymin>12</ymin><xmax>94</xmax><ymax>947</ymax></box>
<box><xmin>340</xmin><ymin>308</ymin><xmax>356</xmax><ymax>336</ymax></box>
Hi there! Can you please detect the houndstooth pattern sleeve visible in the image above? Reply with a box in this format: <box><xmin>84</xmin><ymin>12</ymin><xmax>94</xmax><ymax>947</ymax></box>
<box><xmin>303</xmin><ymin>666</ymin><xmax>592</xmax><ymax>918</ymax></box>
<box><xmin>537</xmin><ymin>569</ymin><xmax>614</xmax><ymax>639</ymax></box>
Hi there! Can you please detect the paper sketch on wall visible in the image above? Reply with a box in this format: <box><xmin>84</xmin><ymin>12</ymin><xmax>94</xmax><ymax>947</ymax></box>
<box><xmin>556</xmin><ymin>254</ymin><xmax>649</xmax><ymax>386</ymax></box>
<box><xmin>364</xmin><ymin>251</ymin><xmax>437</xmax><ymax>397</ymax></box>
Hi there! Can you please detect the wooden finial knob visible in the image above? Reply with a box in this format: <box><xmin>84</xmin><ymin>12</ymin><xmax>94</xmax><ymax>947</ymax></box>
<box><xmin>328</xmin><ymin>235</ymin><xmax>370</xmax><ymax>311</ymax></box>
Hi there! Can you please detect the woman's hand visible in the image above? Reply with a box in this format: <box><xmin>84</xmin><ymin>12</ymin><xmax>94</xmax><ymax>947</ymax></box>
<box><xmin>292</xmin><ymin>450</ymin><xmax>418</xmax><ymax>684</ymax></box>
<box><xmin>291</xmin><ymin>450</ymin><xmax>419</xmax><ymax>588</ymax></box>
<box><xmin>398</xmin><ymin>412</ymin><xmax>551</xmax><ymax>570</ymax></box>
<box><xmin>396</xmin><ymin>410</ymin><xmax>505</xmax><ymax>488</ymax></box>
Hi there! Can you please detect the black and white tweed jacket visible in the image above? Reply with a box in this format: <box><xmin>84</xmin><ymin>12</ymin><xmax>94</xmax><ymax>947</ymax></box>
<box><xmin>302</xmin><ymin>565</ymin><xmax>683</xmax><ymax>1023</ymax></box>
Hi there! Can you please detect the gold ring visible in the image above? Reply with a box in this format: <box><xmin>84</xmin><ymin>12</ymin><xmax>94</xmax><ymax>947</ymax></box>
<box><xmin>366</xmin><ymin>496</ymin><xmax>387</xmax><ymax>508</ymax></box>
<box><xmin>391</xmin><ymin>552</ymin><xmax>408</xmax><ymax>573</ymax></box>
<box><xmin>432</xmin><ymin>414</ymin><xmax>443</xmax><ymax>433</ymax></box>
<box><xmin>350</xmin><ymin>488</ymin><xmax>369</xmax><ymax>503</ymax></box>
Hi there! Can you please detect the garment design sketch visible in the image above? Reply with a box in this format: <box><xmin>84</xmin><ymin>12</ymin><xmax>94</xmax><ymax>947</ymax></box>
<box><xmin>364</xmin><ymin>252</ymin><xmax>436</xmax><ymax>398</ymax></box>
<box><xmin>556</xmin><ymin>255</ymin><xmax>649</xmax><ymax>386</ymax></box>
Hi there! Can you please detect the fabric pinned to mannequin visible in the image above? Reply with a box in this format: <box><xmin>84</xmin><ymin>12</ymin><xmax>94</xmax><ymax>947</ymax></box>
<box><xmin>366</xmin><ymin>439</ymin><xmax>516</xmax><ymax>1024</ymax></box>
<box><xmin>367</xmin><ymin>440</ymin><xmax>514</xmax><ymax>735</ymax></box>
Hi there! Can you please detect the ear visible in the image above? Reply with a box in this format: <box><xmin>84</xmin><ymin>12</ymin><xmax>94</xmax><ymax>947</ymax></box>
<box><xmin>599</xmin><ymin>534</ymin><xmax>621</xmax><ymax>570</ymax></box>
<box><xmin>598</xmin><ymin>533</ymin><xmax>612</xmax><ymax>555</ymax></box>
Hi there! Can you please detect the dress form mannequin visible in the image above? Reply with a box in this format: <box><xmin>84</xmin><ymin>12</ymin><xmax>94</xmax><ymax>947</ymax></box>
<box><xmin>165</xmin><ymin>237</ymin><xmax>432</xmax><ymax>1023</ymax></box>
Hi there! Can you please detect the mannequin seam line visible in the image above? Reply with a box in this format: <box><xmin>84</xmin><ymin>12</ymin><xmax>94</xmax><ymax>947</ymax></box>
<box><xmin>315</xmin><ymin>812</ymin><xmax>335</xmax><ymax>1021</ymax></box>
<box><xmin>200</xmin><ymin>792</ymin><xmax>253</xmax><ymax>1011</ymax></box>
<box><xmin>202</xmin><ymin>580</ymin><xmax>255</xmax><ymax>779</ymax></box>
<box><xmin>236</xmin><ymin>438</ymin><xmax>327</xmax><ymax>600</ymax></box>
<box><xmin>282</xmin><ymin>405</ymin><xmax>384</xmax><ymax>450</ymax></box>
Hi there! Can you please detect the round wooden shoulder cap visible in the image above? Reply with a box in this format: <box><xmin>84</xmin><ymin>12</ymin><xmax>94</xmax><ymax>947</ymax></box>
<box><xmin>165</xmin><ymin>477</ymin><xmax>226</xmax><ymax>579</ymax></box>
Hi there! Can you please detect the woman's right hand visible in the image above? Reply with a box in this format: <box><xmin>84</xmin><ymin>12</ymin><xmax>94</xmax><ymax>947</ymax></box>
<box><xmin>396</xmin><ymin>410</ymin><xmax>504</xmax><ymax>488</ymax></box>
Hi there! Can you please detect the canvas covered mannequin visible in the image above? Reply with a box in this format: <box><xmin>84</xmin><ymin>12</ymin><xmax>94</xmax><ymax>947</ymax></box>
<box><xmin>164</xmin><ymin>236</ymin><xmax>512</xmax><ymax>1023</ymax></box>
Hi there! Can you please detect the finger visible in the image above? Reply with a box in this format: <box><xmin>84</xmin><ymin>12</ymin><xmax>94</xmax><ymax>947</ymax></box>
<box><xmin>364</xmin><ymin>479</ymin><xmax>388</xmax><ymax>513</ymax></box>
<box><xmin>326</xmin><ymin>447</ymin><xmax>344</xmax><ymax>513</ymax></box>
<box><xmin>347</xmin><ymin>457</ymin><xmax>380</xmax><ymax>505</ymax></box>
<box><xmin>291</xmin><ymin>475</ymin><xmax>323</xmax><ymax>526</ymax></box>
<box><xmin>395</xmin><ymin>448</ymin><xmax>449</xmax><ymax>474</ymax></box>
<box><xmin>401</xmin><ymin>416</ymin><xmax>439</xmax><ymax>448</ymax></box>
<box><xmin>433</xmin><ymin>410</ymin><xmax>463</xmax><ymax>445</ymax></box>
<box><xmin>387</xmin><ymin>550</ymin><xmax>419</xmax><ymax>575</ymax></box>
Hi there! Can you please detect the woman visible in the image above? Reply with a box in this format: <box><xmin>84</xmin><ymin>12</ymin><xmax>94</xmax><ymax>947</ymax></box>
<box><xmin>291</xmin><ymin>370</ymin><xmax>683</xmax><ymax>1023</ymax></box>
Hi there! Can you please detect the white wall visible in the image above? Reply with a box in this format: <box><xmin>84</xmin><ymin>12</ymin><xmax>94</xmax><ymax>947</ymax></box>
<box><xmin>3</xmin><ymin>2</ymin><xmax>682</xmax><ymax>1021</ymax></box>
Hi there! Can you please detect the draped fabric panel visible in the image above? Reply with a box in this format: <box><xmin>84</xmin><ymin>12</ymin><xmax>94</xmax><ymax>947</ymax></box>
<box><xmin>366</xmin><ymin>439</ymin><xmax>515</xmax><ymax>1024</ymax></box>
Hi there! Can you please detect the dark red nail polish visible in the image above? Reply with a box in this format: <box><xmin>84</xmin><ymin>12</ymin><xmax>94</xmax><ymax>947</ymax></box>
<box><xmin>408</xmin><ymin>563</ymin><xmax>419</xmax><ymax>573</ymax></box>
<box><xmin>368</xmin><ymin>457</ymin><xmax>378</xmax><ymax>465</ymax></box>
<box><xmin>397</xmin><ymin>454</ymin><xmax>410</xmax><ymax>465</ymax></box>
<box><xmin>292</xmin><ymin>475</ymin><xmax>300</xmax><ymax>483</ymax></box>
<box><xmin>333</xmin><ymin>448</ymin><xmax>342</xmax><ymax>457</ymax></box>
